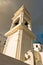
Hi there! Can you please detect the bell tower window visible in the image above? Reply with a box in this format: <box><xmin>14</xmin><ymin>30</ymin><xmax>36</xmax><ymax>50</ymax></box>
<box><xmin>11</xmin><ymin>18</ymin><xmax>20</xmax><ymax>28</ymax></box>
<box><xmin>14</xmin><ymin>18</ymin><xmax>19</xmax><ymax>26</ymax></box>
<box><xmin>15</xmin><ymin>21</ymin><xmax>19</xmax><ymax>26</ymax></box>
<box><xmin>23</xmin><ymin>19</ymin><xmax>28</xmax><ymax>28</ymax></box>
<box><xmin>25</xmin><ymin>22</ymin><xmax>28</xmax><ymax>26</ymax></box>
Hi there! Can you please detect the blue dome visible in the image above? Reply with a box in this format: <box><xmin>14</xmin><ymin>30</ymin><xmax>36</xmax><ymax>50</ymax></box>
<box><xmin>33</xmin><ymin>40</ymin><xmax>41</xmax><ymax>44</ymax></box>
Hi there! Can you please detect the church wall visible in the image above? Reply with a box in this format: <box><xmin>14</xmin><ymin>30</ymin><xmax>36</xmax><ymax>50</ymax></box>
<box><xmin>39</xmin><ymin>52</ymin><xmax>43</xmax><ymax>64</ymax></box>
<box><xmin>20</xmin><ymin>30</ymin><xmax>33</xmax><ymax>61</ymax></box>
<box><xmin>24</xmin><ymin>51</ymin><xmax>34</xmax><ymax>65</ymax></box>
<box><xmin>3</xmin><ymin>30</ymin><xmax>19</xmax><ymax>58</ymax></box>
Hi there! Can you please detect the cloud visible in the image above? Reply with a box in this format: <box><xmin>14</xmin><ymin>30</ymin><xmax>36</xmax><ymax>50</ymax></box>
<box><xmin>0</xmin><ymin>0</ymin><xmax>11</xmax><ymax>6</ymax></box>
<box><xmin>0</xmin><ymin>0</ymin><xmax>43</xmax><ymax>37</ymax></box>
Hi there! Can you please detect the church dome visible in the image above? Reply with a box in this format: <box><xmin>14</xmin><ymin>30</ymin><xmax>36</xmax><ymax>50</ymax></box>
<box><xmin>33</xmin><ymin>40</ymin><xmax>41</xmax><ymax>44</ymax></box>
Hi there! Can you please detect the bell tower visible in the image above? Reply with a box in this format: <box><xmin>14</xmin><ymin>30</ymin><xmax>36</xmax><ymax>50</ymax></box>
<box><xmin>3</xmin><ymin>6</ymin><xmax>35</xmax><ymax>65</ymax></box>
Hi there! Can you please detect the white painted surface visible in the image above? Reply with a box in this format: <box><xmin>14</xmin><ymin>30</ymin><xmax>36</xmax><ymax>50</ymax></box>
<box><xmin>3</xmin><ymin>31</ymin><xmax>19</xmax><ymax>58</ymax></box>
<box><xmin>24</xmin><ymin>50</ymin><xmax>34</xmax><ymax>65</ymax></box>
<box><xmin>33</xmin><ymin>43</ymin><xmax>41</xmax><ymax>51</ymax></box>
<box><xmin>40</xmin><ymin>52</ymin><xmax>43</xmax><ymax>64</ymax></box>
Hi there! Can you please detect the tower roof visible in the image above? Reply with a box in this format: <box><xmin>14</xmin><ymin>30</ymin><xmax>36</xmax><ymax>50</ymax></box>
<box><xmin>12</xmin><ymin>5</ymin><xmax>31</xmax><ymax>21</ymax></box>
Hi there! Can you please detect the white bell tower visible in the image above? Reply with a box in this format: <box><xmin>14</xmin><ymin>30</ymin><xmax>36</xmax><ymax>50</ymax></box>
<box><xmin>3</xmin><ymin>6</ymin><xmax>35</xmax><ymax>65</ymax></box>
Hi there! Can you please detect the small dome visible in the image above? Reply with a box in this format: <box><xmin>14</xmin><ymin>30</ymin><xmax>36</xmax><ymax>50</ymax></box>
<box><xmin>33</xmin><ymin>40</ymin><xmax>41</xmax><ymax>44</ymax></box>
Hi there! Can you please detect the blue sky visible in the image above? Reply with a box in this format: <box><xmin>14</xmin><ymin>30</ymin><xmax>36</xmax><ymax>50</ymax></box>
<box><xmin>37</xmin><ymin>34</ymin><xmax>43</xmax><ymax>43</ymax></box>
